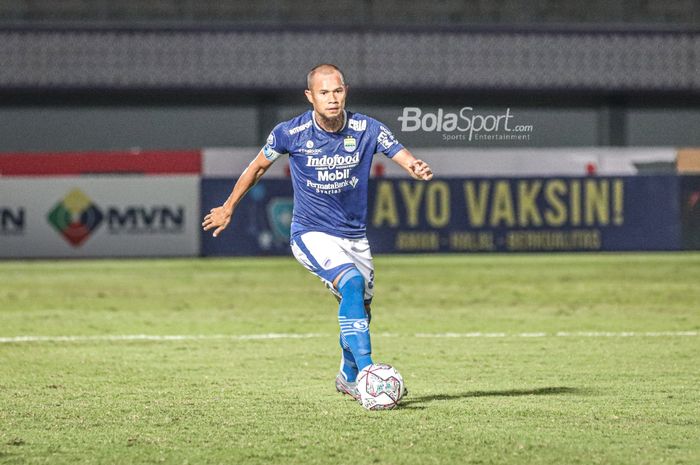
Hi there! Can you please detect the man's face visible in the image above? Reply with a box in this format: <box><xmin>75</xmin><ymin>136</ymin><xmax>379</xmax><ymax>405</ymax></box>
<box><xmin>305</xmin><ymin>71</ymin><xmax>347</xmax><ymax>120</ymax></box>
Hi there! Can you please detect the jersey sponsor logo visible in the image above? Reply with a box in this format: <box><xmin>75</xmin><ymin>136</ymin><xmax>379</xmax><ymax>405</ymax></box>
<box><xmin>300</xmin><ymin>148</ymin><xmax>323</xmax><ymax>155</ymax></box>
<box><xmin>378</xmin><ymin>126</ymin><xmax>398</xmax><ymax>151</ymax></box>
<box><xmin>348</xmin><ymin>119</ymin><xmax>367</xmax><ymax>131</ymax></box>
<box><xmin>343</xmin><ymin>136</ymin><xmax>357</xmax><ymax>152</ymax></box>
<box><xmin>289</xmin><ymin>120</ymin><xmax>312</xmax><ymax>135</ymax></box>
<box><xmin>306</xmin><ymin>153</ymin><xmax>360</xmax><ymax>170</ymax></box>
<box><xmin>306</xmin><ymin>176</ymin><xmax>360</xmax><ymax>194</ymax></box>
<box><xmin>318</xmin><ymin>168</ymin><xmax>351</xmax><ymax>182</ymax></box>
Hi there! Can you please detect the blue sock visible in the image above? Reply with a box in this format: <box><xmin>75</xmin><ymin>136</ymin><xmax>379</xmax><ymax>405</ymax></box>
<box><xmin>337</xmin><ymin>268</ymin><xmax>373</xmax><ymax>374</ymax></box>
<box><xmin>339</xmin><ymin>335</ymin><xmax>358</xmax><ymax>382</ymax></box>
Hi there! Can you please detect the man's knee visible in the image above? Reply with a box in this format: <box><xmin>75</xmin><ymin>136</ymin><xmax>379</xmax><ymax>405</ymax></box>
<box><xmin>336</xmin><ymin>268</ymin><xmax>364</xmax><ymax>296</ymax></box>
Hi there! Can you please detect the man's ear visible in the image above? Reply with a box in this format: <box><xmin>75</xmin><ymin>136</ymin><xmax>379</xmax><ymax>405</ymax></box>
<box><xmin>305</xmin><ymin>89</ymin><xmax>313</xmax><ymax>105</ymax></box>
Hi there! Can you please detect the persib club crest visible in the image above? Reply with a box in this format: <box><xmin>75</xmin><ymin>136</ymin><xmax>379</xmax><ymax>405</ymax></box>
<box><xmin>343</xmin><ymin>136</ymin><xmax>356</xmax><ymax>152</ymax></box>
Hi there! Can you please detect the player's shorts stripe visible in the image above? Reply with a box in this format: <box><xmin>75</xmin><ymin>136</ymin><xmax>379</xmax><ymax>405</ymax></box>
<box><xmin>292</xmin><ymin>234</ymin><xmax>355</xmax><ymax>284</ymax></box>
<box><xmin>291</xmin><ymin>234</ymin><xmax>322</xmax><ymax>270</ymax></box>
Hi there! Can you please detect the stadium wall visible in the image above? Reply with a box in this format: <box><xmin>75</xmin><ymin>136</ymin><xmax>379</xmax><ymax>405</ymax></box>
<box><xmin>1</xmin><ymin>149</ymin><xmax>698</xmax><ymax>257</ymax></box>
<box><xmin>2</xmin><ymin>105</ymin><xmax>700</xmax><ymax>151</ymax></box>
<box><xmin>203</xmin><ymin>147</ymin><xmax>677</xmax><ymax>178</ymax></box>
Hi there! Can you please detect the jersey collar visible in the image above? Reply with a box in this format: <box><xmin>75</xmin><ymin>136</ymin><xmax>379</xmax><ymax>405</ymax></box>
<box><xmin>312</xmin><ymin>110</ymin><xmax>347</xmax><ymax>133</ymax></box>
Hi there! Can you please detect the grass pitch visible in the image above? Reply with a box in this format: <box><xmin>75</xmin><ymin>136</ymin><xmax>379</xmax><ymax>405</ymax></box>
<box><xmin>1</xmin><ymin>253</ymin><xmax>699</xmax><ymax>465</ymax></box>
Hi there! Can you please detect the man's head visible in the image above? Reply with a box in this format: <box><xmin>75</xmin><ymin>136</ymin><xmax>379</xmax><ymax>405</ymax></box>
<box><xmin>305</xmin><ymin>64</ymin><xmax>347</xmax><ymax>124</ymax></box>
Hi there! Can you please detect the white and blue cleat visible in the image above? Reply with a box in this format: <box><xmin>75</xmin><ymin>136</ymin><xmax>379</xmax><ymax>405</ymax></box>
<box><xmin>335</xmin><ymin>373</ymin><xmax>361</xmax><ymax>401</ymax></box>
<box><xmin>335</xmin><ymin>372</ymin><xmax>409</xmax><ymax>403</ymax></box>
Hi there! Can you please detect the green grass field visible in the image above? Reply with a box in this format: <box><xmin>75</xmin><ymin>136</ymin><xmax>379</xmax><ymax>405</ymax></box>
<box><xmin>1</xmin><ymin>253</ymin><xmax>699</xmax><ymax>465</ymax></box>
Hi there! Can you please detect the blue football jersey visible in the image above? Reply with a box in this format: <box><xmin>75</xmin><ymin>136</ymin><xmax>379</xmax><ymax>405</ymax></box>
<box><xmin>262</xmin><ymin>110</ymin><xmax>404</xmax><ymax>239</ymax></box>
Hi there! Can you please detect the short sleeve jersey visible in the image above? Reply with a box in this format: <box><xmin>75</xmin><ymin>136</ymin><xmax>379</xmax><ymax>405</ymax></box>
<box><xmin>262</xmin><ymin>110</ymin><xmax>404</xmax><ymax>239</ymax></box>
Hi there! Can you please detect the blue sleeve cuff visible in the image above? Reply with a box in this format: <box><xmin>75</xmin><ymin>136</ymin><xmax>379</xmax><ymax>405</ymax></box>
<box><xmin>385</xmin><ymin>143</ymin><xmax>405</xmax><ymax>159</ymax></box>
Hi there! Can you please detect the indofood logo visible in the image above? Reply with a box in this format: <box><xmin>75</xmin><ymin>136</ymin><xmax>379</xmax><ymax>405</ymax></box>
<box><xmin>398</xmin><ymin>107</ymin><xmax>534</xmax><ymax>142</ymax></box>
<box><xmin>47</xmin><ymin>188</ymin><xmax>103</xmax><ymax>247</ymax></box>
<box><xmin>306</xmin><ymin>153</ymin><xmax>359</xmax><ymax>169</ymax></box>
<box><xmin>306</xmin><ymin>153</ymin><xmax>360</xmax><ymax>184</ymax></box>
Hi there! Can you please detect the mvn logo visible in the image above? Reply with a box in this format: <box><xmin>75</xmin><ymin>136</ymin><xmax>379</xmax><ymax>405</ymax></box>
<box><xmin>1</xmin><ymin>208</ymin><xmax>25</xmax><ymax>235</ymax></box>
<box><xmin>47</xmin><ymin>189</ymin><xmax>103</xmax><ymax>247</ymax></box>
<box><xmin>107</xmin><ymin>207</ymin><xmax>184</xmax><ymax>233</ymax></box>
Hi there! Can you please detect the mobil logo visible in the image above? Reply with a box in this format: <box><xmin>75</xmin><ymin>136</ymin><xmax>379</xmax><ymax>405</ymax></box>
<box><xmin>318</xmin><ymin>168</ymin><xmax>351</xmax><ymax>182</ymax></box>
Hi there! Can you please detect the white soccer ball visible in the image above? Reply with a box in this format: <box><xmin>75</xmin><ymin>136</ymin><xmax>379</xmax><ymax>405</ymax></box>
<box><xmin>356</xmin><ymin>363</ymin><xmax>405</xmax><ymax>410</ymax></box>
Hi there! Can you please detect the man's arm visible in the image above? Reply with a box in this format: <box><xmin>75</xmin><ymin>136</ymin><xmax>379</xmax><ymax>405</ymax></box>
<box><xmin>390</xmin><ymin>148</ymin><xmax>433</xmax><ymax>181</ymax></box>
<box><xmin>202</xmin><ymin>150</ymin><xmax>273</xmax><ymax>237</ymax></box>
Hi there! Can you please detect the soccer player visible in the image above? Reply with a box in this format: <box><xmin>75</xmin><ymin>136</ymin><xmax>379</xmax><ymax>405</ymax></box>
<box><xmin>202</xmin><ymin>64</ymin><xmax>432</xmax><ymax>401</ymax></box>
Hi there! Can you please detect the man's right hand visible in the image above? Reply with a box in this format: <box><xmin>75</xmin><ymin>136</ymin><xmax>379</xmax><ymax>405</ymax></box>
<box><xmin>202</xmin><ymin>206</ymin><xmax>232</xmax><ymax>238</ymax></box>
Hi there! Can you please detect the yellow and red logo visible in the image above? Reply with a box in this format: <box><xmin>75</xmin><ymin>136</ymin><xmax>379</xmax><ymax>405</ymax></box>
<box><xmin>47</xmin><ymin>189</ymin><xmax>103</xmax><ymax>246</ymax></box>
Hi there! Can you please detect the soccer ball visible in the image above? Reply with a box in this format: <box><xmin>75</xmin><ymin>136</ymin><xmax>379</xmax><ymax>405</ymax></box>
<box><xmin>356</xmin><ymin>363</ymin><xmax>405</xmax><ymax>410</ymax></box>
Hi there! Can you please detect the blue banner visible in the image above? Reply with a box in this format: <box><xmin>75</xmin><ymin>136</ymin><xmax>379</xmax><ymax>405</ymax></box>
<box><xmin>201</xmin><ymin>179</ymin><xmax>294</xmax><ymax>256</ymax></box>
<box><xmin>681</xmin><ymin>175</ymin><xmax>700</xmax><ymax>250</ymax></box>
<box><xmin>201</xmin><ymin>176</ymin><xmax>681</xmax><ymax>256</ymax></box>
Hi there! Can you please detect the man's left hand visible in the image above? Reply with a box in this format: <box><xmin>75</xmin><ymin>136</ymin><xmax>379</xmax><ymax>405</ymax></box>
<box><xmin>410</xmin><ymin>160</ymin><xmax>433</xmax><ymax>181</ymax></box>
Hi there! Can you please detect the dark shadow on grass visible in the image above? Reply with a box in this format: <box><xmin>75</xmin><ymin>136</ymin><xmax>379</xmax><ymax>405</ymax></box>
<box><xmin>400</xmin><ymin>386</ymin><xmax>586</xmax><ymax>407</ymax></box>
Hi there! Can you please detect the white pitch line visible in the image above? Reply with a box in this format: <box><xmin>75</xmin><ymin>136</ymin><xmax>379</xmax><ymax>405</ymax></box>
<box><xmin>0</xmin><ymin>333</ymin><xmax>327</xmax><ymax>344</ymax></box>
<box><xmin>556</xmin><ymin>331</ymin><xmax>699</xmax><ymax>337</ymax></box>
<box><xmin>414</xmin><ymin>332</ymin><xmax>508</xmax><ymax>338</ymax></box>
<box><xmin>416</xmin><ymin>331</ymin><xmax>698</xmax><ymax>338</ymax></box>
<box><xmin>0</xmin><ymin>331</ymin><xmax>696</xmax><ymax>344</ymax></box>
